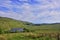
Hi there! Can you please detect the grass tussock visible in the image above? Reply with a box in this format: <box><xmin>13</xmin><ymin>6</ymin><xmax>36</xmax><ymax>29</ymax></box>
<box><xmin>0</xmin><ymin>35</ymin><xmax>7</xmax><ymax>40</ymax></box>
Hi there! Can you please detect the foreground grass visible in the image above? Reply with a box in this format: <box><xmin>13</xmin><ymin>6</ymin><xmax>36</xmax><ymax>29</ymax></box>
<box><xmin>0</xmin><ymin>32</ymin><xmax>60</xmax><ymax>40</ymax></box>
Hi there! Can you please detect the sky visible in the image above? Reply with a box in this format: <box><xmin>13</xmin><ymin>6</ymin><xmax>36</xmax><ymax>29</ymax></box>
<box><xmin>0</xmin><ymin>0</ymin><xmax>60</xmax><ymax>24</ymax></box>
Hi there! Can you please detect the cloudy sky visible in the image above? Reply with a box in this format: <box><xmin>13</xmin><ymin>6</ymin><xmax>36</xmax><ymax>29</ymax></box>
<box><xmin>0</xmin><ymin>0</ymin><xmax>60</xmax><ymax>24</ymax></box>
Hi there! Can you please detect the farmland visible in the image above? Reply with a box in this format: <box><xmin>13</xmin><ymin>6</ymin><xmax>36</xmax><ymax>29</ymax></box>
<box><xmin>0</xmin><ymin>17</ymin><xmax>60</xmax><ymax>40</ymax></box>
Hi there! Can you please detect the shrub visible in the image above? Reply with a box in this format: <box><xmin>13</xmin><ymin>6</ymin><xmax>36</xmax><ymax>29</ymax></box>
<box><xmin>23</xmin><ymin>28</ymin><xmax>30</xmax><ymax>32</ymax></box>
<box><xmin>0</xmin><ymin>28</ymin><xmax>3</xmax><ymax>34</ymax></box>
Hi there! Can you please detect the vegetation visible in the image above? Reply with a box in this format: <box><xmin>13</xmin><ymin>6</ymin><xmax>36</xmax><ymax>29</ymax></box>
<box><xmin>0</xmin><ymin>17</ymin><xmax>60</xmax><ymax>40</ymax></box>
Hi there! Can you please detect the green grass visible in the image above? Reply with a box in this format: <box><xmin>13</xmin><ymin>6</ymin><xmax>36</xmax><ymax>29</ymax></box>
<box><xmin>0</xmin><ymin>17</ymin><xmax>60</xmax><ymax>40</ymax></box>
<box><xmin>0</xmin><ymin>33</ymin><xmax>60</xmax><ymax>40</ymax></box>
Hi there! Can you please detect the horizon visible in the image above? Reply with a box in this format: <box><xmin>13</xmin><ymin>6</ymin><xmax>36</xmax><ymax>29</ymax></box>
<box><xmin>0</xmin><ymin>0</ymin><xmax>60</xmax><ymax>24</ymax></box>
<box><xmin>0</xmin><ymin>16</ymin><xmax>60</xmax><ymax>24</ymax></box>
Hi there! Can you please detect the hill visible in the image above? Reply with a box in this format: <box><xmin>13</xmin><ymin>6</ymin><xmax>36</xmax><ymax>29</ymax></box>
<box><xmin>0</xmin><ymin>17</ymin><xmax>60</xmax><ymax>33</ymax></box>
<box><xmin>0</xmin><ymin>17</ymin><xmax>60</xmax><ymax>40</ymax></box>
<box><xmin>0</xmin><ymin>17</ymin><xmax>33</xmax><ymax>32</ymax></box>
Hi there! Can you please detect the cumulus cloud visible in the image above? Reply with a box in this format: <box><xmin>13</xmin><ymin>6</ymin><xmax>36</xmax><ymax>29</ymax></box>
<box><xmin>0</xmin><ymin>0</ymin><xmax>60</xmax><ymax>24</ymax></box>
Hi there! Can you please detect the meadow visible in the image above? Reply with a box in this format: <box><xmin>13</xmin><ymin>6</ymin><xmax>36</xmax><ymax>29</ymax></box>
<box><xmin>0</xmin><ymin>17</ymin><xmax>60</xmax><ymax>40</ymax></box>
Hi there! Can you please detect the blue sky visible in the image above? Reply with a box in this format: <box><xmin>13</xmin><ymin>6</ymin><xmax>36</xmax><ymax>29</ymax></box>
<box><xmin>0</xmin><ymin>0</ymin><xmax>60</xmax><ymax>24</ymax></box>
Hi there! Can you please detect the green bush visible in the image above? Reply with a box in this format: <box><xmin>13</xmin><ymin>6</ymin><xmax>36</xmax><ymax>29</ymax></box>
<box><xmin>0</xmin><ymin>28</ymin><xmax>3</xmax><ymax>34</ymax></box>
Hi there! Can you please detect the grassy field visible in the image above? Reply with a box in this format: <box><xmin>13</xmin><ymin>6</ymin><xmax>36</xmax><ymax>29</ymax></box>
<box><xmin>0</xmin><ymin>32</ymin><xmax>60</xmax><ymax>40</ymax></box>
<box><xmin>0</xmin><ymin>17</ymin><xmax>60</xmax><ymax>40</ymax></box>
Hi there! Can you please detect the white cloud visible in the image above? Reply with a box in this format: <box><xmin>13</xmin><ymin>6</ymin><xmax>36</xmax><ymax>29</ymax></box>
<box><xmin>0</xmin><ymin>0</ymin><xmax>60</xmax><ymax>23</ymax></box>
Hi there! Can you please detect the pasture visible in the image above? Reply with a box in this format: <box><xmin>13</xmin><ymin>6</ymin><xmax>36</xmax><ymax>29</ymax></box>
<box><xmin>0</xmin><ymin>17</ymin><xmax>60</xmax><ymax>40</ymax></box>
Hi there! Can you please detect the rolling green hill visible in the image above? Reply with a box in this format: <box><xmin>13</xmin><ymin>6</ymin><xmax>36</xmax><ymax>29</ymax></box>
<box><xmin>0</xmin><ymin>17</ymin><xmax>60</xmax><ymax>40</ymax></box>
<box><xmin>0</xmin><ymin>17</ymin><xmax>33</xmax><ymax>31</ymax></box>
<box><xmin>0</xmin><ymin>17</ymin><xmax>60</xmax><ymax>33</ymax></box>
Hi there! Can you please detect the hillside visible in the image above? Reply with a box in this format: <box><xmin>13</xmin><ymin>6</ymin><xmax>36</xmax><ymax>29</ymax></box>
<box><xmin>0</xmin><ymin>17</ymin><xmax>60</xmax><ymax>33</ymax></box>
<box><xmin>0</xmin><ymin>17</ymin><xmax>33</xmax><ymax>31</ymax></box>
<box><xmin>0</xmin><ymin>17</ymin><xmax>60</xmax><ymax>40</ymax></box>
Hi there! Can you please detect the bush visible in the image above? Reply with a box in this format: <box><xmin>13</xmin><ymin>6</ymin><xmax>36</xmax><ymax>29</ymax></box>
<box><xmin>23</xmin><ymin>28</ymin><xmax>30</xmax><ymax>32</ymax></box>
<box><xmin>0</xmin><ymin>28</ymin><xmax>3</xmax><ymax>34</ymax></box>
